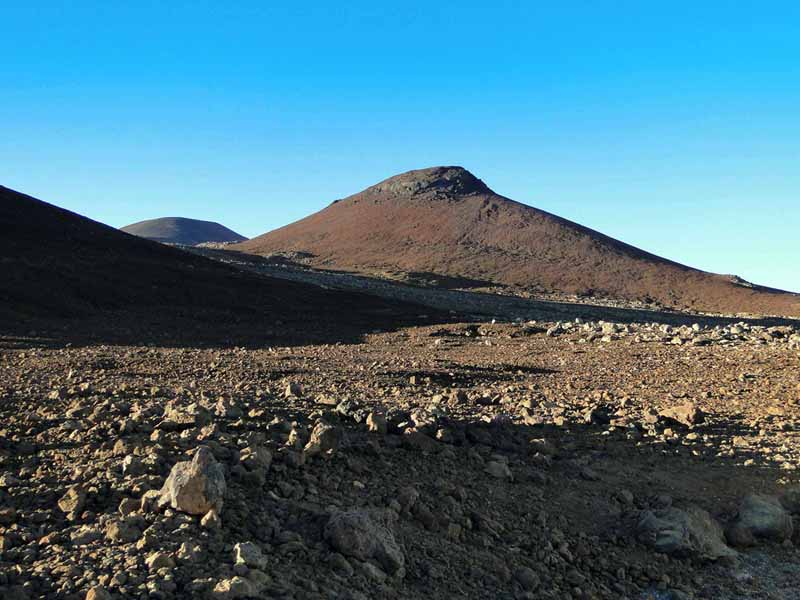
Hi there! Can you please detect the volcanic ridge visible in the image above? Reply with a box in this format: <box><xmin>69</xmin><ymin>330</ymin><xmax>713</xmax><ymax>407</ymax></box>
<box><xmin>237</xmin><ymin>166</ymin><xmax>800</xmax><ymax>317</ymax></box>
<box><xmin>0</xmin><ymin>185</ymin><xmax>432</xmax><ymax>344</ymax></box>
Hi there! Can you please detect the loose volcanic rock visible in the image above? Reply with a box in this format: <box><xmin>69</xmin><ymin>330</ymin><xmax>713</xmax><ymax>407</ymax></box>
<box><xmin>201</xmin><ymin>508</ymin><xmax>222</xmax><ymax>530</ymax></box>
<box><xmin>780</xmin><ymin>485</ymin><xmax>800</xmax><ymax>514</ymax></box>
<box><xmin>146</xmin><ymin>551</ymin><xmax>176</xmax><ymax>571</ymax></box>
<box><xmin>285</xmin><ymin>382</ymin><xmax>303</xmax><ymax>398</ymax></box>
<box><xmin>105</xmin><ymin>517</ymin><xmax>143</xmax><ymax>543</ymax></box>
<box><xmin>658</xmin><ymin>402</ymin><xmax>705</xmax><ymax>428</ymax></box>
<box><xmin>158</xmin><ymin>446</ymin><xmax>226</xmax><ymax>515</ymax></box>
<box><xmin>366</xmin><ymin>410</ymin><xmax>388</xmax><ymax>434</ymax></box>
<box><xmin>3</xmin><ymin>313</ymin><xmax>800</xmax><ymax>600</ymax></box>
<box><xmin>303</xmin><ymin>422</ymin><xmax>343</xmax><ymax>457</ymax></box>
<box><xmin>234</xmin><ymin>541</ymin><xmax>268</xmax><ymax>570</ymax></box>
<box><xmin>158</xmin><ymin>402</ymin><xmax>211</xmax><ymax>431</ymax></box>
<box><xmin>484</xmin><ymin>460</ymin><xmax>513</xmax><ymax>480</ymax></box>
<box><xmin>58</xmin><ymin>485</ymin><xmax>87</xmax><ymax>514</ymax></box>
<box><xmin>213</xmin><ymin>576</ymin><xmax>258</xmax><ymax>599</ymax></box>
<box><xmin>726</xmin><ymin>494</ymin><xmax>794</xmax><ymax>547</ymax></box>
<box><xmin>636</xmin><ymin>505</ymin><xmax>737</xmax><ymax>561</ymax></box>
<box><xmin>324</xmin><ymin>510</ymin><xmax>405</xmax><ymax>575</ymax></box>
<box><xmin>86</xmin><ymin>586</ymin><xmax>112</xmax><ymax>600</ymax></box>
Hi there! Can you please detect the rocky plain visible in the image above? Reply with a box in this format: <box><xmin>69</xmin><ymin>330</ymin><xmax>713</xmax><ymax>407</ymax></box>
<box><xmin>3</xmin><ymin>177</ymin><xmax>800</xmax><ymax>600</ymax></box>
<box><xmin>2</xmin><ymin>313</ymin><xmax>800</xmax><ymax>600</ymax></box>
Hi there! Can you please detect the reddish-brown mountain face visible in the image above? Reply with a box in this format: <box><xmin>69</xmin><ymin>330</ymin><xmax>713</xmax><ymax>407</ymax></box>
<box><xmin>237</xmin><ymin>166</ymin><xmax>800</xmax><ymax>316</ymax></box>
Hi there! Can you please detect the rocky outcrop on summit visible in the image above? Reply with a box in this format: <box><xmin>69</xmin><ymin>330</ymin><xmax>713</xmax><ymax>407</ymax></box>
<box><xmin>237</xmin><ymin>166</ymin><xmax>800</xmax><ymax>317</ymax></box>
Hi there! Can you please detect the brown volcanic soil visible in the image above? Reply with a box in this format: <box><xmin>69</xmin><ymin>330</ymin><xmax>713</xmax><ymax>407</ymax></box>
<box><xmin>0</xmin><ymin>185</ymin><xmax>436</xmax><ymax>346</ymax></box>
<box><xmin>1</xmin><ymin>320</ymin><xmax>799</xmax><ymax>599</ymax></box>
<box><xmin>237</xmin><ymin>166</ymin><xmax>800</xmax><ymax>317</ymax></box>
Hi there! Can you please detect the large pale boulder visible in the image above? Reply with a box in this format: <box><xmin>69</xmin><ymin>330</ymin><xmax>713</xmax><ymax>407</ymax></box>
<box><xmin>636</xmin><ymin>505</ymin><xmax>736</xmax><ymax>561</ymax></box>
<box><xmin>658</xmin><ymin>403</ymin><xmax>705</xmax><ymax>428</ymax></box>
<box><xmin>303</xmin><ymin>422</ymin><xmax>343</xmax><ymax>457</ymax></box>
<box><xmin>159</xmin><ymin>446</ymin><xmax>226</xmax><ymax>515</ymax></box>
<box><xmin>324</xmin><ymin>510</ymin><xmax>405</xmax><ymax>575</ymax></box>
<box><xmin>726</xmin><ymin>494</ymin><xmax>793</xmax><ymax>547</ymax></box>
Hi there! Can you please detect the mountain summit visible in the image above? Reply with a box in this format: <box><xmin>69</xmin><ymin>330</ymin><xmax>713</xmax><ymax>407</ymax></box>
<box><xmin>121</xmin><ymin>217</ymin><xmax>247</xmax><ymax>245</ymax></box>
<box><xmin>236</xmin><ymin>166</ymin><xmax>800</xmax><ymax>316</ymax></box>
<box><xmin>363</xmin><ymin>166</ymin><xmax>492</xmax><ymax>198</ymax></box>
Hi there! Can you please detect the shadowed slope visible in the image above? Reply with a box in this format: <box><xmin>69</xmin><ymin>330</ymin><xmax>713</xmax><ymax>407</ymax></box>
<box><xmin>121</xmin><ymin>217</ymin><xmax>247</xmax><ymax>245</ymax></box>
<box><xmin>0</xmin><ymin>185</ymin><xmax>436</xmax><ymax>345</ymax></box>
<box><xmin>237</xmin><ymin>166</ymin><xmax>800</xmax><ymax>317</ymax></box>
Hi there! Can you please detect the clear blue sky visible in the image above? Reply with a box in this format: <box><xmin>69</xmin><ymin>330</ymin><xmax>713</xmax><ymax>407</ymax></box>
<box><xmin>2</xmin><ymin>2</ymin><xmax>799</xmax><ymax>291</ymax></box>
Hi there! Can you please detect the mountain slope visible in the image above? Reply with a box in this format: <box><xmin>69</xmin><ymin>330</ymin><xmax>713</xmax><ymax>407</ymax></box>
<box><xmin>237</xmin><ymin>166</ymin><xmax>800</xmax><ymax>317</ymax></box>
<box><xmin>0</xmin><ymin>185</ymin><xmax>432</xmax><ymax>343</ymax></box>
<box><xmin>121</xmin><ymin>217</ymin><xmax>247</xmax><ymax>245</ymax></box>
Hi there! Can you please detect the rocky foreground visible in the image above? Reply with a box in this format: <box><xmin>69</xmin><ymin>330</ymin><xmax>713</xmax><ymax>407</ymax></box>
<box><xmin>1</xmin><ymin>318</ymin><xmax>800</xmax><ymax>599</ymax></box>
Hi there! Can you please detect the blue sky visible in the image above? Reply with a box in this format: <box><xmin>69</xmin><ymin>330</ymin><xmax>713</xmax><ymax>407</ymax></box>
<box><xmin>2</xmin><ymin>2</ymin><xmax>799</xmax><ymax>291</ymax></box>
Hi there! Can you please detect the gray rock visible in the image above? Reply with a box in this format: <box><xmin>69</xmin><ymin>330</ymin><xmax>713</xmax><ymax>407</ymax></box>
<box><xmin>658</xmin><ymin>403</ymin><xmax>705</xmax><ymax>428</ymax></box>
<box><xmin>324</xmin><ymin>510</ymin><xmax>405</xmax><ymax>575</ymax></box>
<box><xmin>145</xmin><ymin>551</ymin><xmax>175</xmax><ymax>571</ymax></box>
<box><xmin>636</xmin><ymin>505</ymin><xmax>736</xmax><ymax>561</ymax></box>
<box><xmin>303</xmin><ymin>422</ymin><xmax>343</xmax><ymax>457</ymax></box>
<box><xmin>233</xmin><ymin>541</ymin><xmax>268</xmax><ymax>570</ymax></box>
<box><xmin>401</xmin><ymin>431</ymin><xmax>439</xmax><ymax>452</ymax></box>
<box><xmin>726</xmin><ymin>494</ymin><xmax>794</xmax><ymax>547</ymax></box>
<box><xmin>514</xmin><ymin>566</ymin><xmax>540</xmax><ymax>591</ymax></box>
<box><xmin>779</xmin><ymin>485</ymin><xmax>800</xmax><ymax>514</ymax></box>
<box><xmin>239</xmin><ymin>445</ymin><xmax>272</xmax><ymax>472</ymax></box>
<box><xmin>105</xmin><ymin>517</ymin><xmax>142</xmax><ymax>543</ymax></box>
<box><xmin>284</xmin><ymin>382</ymin><xmax>302</xmax><ymax>398</ymax></box>
<box><xmin>484</xmin><ymin>460</ymin><xmax>513</xmax><ymax>480</ymax></box>
<box><xmin>215</xmin><ymin>577</ymin><xmax>253</xmax><ymax>598</ymax></box>
<box><xmin>58</xmin><ymin>485</ymin><xmax>87</xmax><ymax>514</ymax></box>
<box><xmin>159</xmin><ymin>446</ymin><xmax>226</xmax><ymax>515</ymax></box>
<box><xmin>157</xmin><ymin>402</ymin><xmax>210</xmax><ymax>431</ymax></box>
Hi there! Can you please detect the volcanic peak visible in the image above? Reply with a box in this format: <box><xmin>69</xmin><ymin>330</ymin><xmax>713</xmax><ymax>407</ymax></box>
<box><xmin>365</xmin><ymin>166</ymin><xmax>491</xmax><ymax>198</ymax></box>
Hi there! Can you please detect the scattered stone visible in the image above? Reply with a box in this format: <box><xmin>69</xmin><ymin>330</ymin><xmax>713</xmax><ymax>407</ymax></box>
<box><xmin>637</xmin><ymin>505</ymin><xmax>737</xmax><ymax>561</ymax></box>
<box><xmin>105</xmin><ymin>517</ymin><xmax>142</xmax><ymax>543</ymax></box>
<box><xmin>303</xmin><ymin>421</ymin><xmax>343</xmax><ymax>457</ymax></box>
<box><xmin>726</xmin><ymin>494</ymin><xmax>794</xmax><ymax>546</ymax></box>
<box><xmin>58</xmin><ymin>485</ymin><xmax>86</xmax><ymax>514</ymax></box>
<box><xmin>159</xmin><ymin>446</ymin><xmax>226</xmax><ymax>515</ymax></box>
<box><xmin>201</xmin><ymin>508</ymin><xmax>222</xmax><ymax>530</ymax></box>
<box><xmin>659</xmin><ymin>403</ymin><xmax>705</xmax><ymax>428</ymax></box>
<box><xmin>514</xmin><ymin>566</ymin><xmax>540</xmax><ymax>591</ymax></box>
<box><xmin>146</xmin><ymin>551</ymin><xmax>176</xmax><ymax>571</ymax></box>
<box><xmin>213</xmin><ymin>576</ymin><xmax>257</xmax><ymax>599</ymax></box>
<box><xmin>401</xmin><ymin>431</ymin><xmax>439</xmax><ymax>452</ymax></box>
<box><xmin>324</xmin><ymin>510</ymin><xmax>405</xmax><ymax>575</ymax></box>
<box><xmin>485</xmin><ymin>460</ymin><xmax>513</xmax><ymax>480</ymax></box>
<box><xmin>366</xmin><ymin>410</ymin><xmax>388</xmax><ymax>434</ymax></box>
<box><xmin>234</xmin><ymin>541</ymin><xmax>268</xmax><ymax>570</ymax></box>
<box><xmin>85</xmin><ymin>586</ymin><xmax>112</xmax><ymax>600</ymax></box>
<box><xmin>285</xmin><ymin>382</ymin><xmax>303</xmax><ymax>398</ymax></box>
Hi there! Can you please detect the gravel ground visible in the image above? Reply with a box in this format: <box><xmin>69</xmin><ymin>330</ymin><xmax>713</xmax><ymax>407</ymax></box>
<box><xmin>1</xmin><ymin>318</ymin><xmax>799</xmax><ymax>599</ymax></box>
